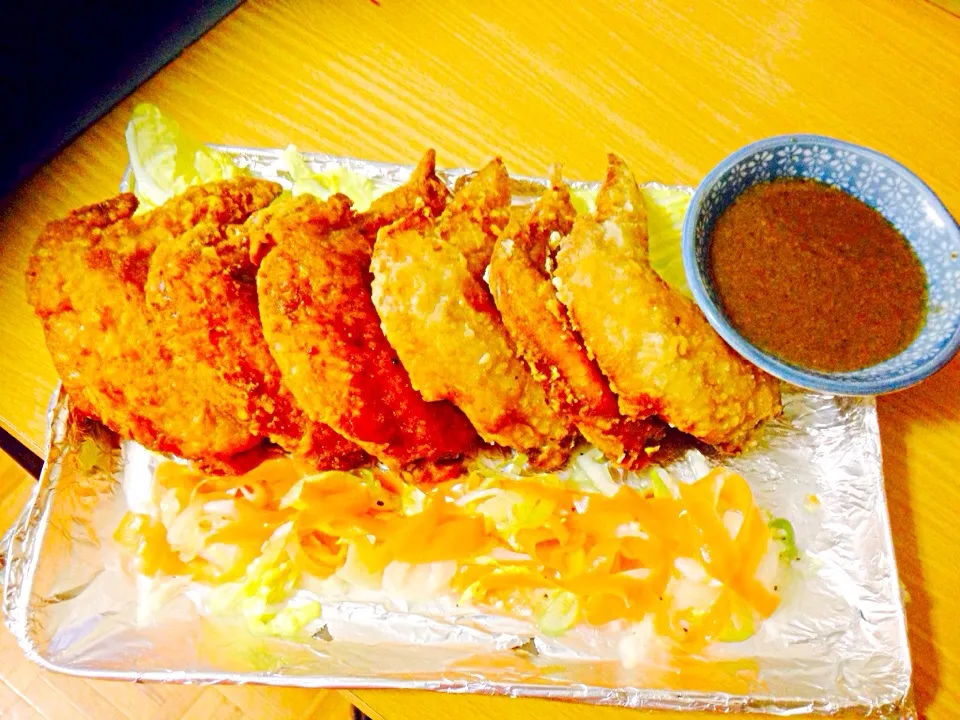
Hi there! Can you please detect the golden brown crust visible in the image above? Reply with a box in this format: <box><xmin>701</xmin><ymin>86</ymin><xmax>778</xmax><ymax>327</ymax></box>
<box><xmin>488</xmin><ymin>169</ymin><xmax>664</xmax><ymax>467</ymax></box>
<box><xmin>145</xmin><ymin>222</ymin><xmax>368</xmax><ymax>470</ymax></box>
<box><xmin>26</xmin><ymin>179</ymin><xmax>284</xmax><ymax>470</ymax></box>
<box><xmin>26</xmin><ymin>153</ymin><xmax>780</xmax><ymax>473</ymax></box>
<box><xmin>357</xmin><ymin>149</ymin><xmax>451</xmax><ymax>241</ymax></box>
<box><xmin>254</xmin><ymin>165</ymin><xmax>479</xmax><ymax>468</ymax></box>
<box><xmin>436</xmin><ymin>158</ymin><xmax>513</xmax><ymax>278</ymax></box>
<box><xmin>554</xmin><ymin>156</ymin><xmax>781</xmax><ymax>450</ymax></box>
<box><xmin>372</xmin><ymin>161</ymin><xmax>575</xmax><ymax>468</ymax></box>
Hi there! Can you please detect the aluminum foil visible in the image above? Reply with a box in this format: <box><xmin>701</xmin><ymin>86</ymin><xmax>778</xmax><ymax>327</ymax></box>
<box><xmin>2</xmin><ymin>150</ymin><xmax>914</xmax><ymax>717</ymax></box>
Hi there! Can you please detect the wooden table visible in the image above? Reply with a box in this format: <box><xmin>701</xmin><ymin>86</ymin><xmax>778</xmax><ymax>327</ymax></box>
<box><xmin>1</xmin><ymin>1</ymin><xmax>958</xmax><ymax>717</ymax></box>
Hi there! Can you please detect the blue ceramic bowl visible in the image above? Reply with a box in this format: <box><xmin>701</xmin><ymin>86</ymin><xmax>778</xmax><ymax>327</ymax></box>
<box><xmin>682</xmin><ymin>135</ymin><xmax>960</xmax><ymax>395</ymax></box>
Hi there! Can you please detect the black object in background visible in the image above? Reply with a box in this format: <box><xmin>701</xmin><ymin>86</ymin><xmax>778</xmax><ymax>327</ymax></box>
<box><xmin>0</xmin><ymin>1</ymin><xmax>242</xmax><ymax>198</ymax></box>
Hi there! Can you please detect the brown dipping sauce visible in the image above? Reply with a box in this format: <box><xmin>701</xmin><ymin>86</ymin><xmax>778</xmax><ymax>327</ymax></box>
<box><xmin>709</xmin><ymin>178</ymin><xmax>927</xmax><ymax>372</ymax></box>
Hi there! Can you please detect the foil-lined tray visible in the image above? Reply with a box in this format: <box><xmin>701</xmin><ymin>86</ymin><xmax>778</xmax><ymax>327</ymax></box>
<box><xmin>2</xmin><ymin>149</ymin><xmax>913</xmax><ymax>717</ymax></box>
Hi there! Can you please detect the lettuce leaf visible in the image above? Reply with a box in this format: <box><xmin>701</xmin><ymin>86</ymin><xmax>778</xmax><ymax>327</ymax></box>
<box><xmin>274</xmin><ymin>145</ymin><xmax>377</xmax><ymax>211</ymax></box>
<box><xmin>643</xmin><ymin>186</ymin><xmax>692</xmax><ymax>297</ymax></box>
<box><xmin>565</xmin><ymin>184</ymin><xmax>692</xmax><ymax>296</ymax></box>
<box><xmin>125</xmin><ymin>104</ymin><xmax>243</xmax><ymax>210</ymax></box>
<box><xmin>206</xmin><ymin>522</ymin><xmax>307</xmax><ymax>635</ymax></box>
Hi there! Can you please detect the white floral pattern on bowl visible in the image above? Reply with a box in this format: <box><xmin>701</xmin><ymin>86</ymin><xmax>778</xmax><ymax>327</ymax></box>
<box><xmin>682</xmin><ymin>135</ymin><xmax>960</xmax><ymax>395</ymax></box>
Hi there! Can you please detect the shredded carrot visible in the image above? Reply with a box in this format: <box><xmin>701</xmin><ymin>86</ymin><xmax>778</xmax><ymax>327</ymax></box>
<box><xmin>114</xmin><ymin>456</ymin><xmax>782</xmax><ymax>646</ymax></box>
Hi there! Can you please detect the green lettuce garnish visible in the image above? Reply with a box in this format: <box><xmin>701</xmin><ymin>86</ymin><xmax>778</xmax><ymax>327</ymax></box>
<box><xmin>643</xmin><ymin>186</ymin><xmax>692</xmax><ymax>297</ymax></box>
<box><xmin>206</xmin><ymin>522</ymin><xmax>320</xmax><ymax>637</ymax></box>
<box><xmin>565</xmin><ymin>184</ymin><xmax>692</xmax><ymax>296</ymax></box>
<box><xmin>125</xmin><ymin>104</ymin><xmax>243</xmax><ymax>210</ymax></box>
<box><xmin>275</xmin><ymin>145</ymin><xmax>377</xmax><ymax>211</ymax></box>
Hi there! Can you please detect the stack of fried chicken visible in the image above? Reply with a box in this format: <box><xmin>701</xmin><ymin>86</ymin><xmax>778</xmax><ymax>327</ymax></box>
<box><xmin>26</xmin><ymin>152</ymin><xmax>780</xmax><ymax>475</ymax></box>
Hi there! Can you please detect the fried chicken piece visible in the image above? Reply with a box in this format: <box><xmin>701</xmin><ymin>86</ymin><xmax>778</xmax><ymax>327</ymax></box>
<box><xmin>254</xmin><ymin>192</ymin><xmax>478</xmax><ymax>468</ymax></box>
<box><xmin>371</xmin><ymin>160</ymin><xmax>576</xmax><ymax>468</ymax></box>
<box><xmin>553</xmin><ymin>155</ymin><xmax>781</xmax><ymax>450</ymax></box>
<box><xmin>247</xmin><ymin>150</ymin><xmax>452</xmax><ymax>266</ymax></box>
<box><xmin>145</xmin><ymin>223</ymin><xmax>368</xmax><ymax>470</ymax></box>
<box><xmin>25</xmin><ymin>179</ymin><xmax>283</xmax><ymax>468</ymax></box>
<box><xmin>488</xmin><ymin>169</ymin><xmax>664</xmax><ymax>467</ymax></box>
<box><xmin>356</xmin><ymin>149</ymin><xmax>451</xmax><ymax>241</ymax></box>
<box><xmin>437</xmin><ymin>158</ymin><xmax>513</xmax><ymax>277</ymax></box>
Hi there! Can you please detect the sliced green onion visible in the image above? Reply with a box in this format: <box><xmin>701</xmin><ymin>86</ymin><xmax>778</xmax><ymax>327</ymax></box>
<box><xmin>649</xmin><ymin>468</ymin><xmax>676</xmax><ymax>499</ymax></box>
<box><xmin>536</xmin><ymin>590</ymin><xmax>580</xmax><ymax>636</ymax></box>
<box><xmin>768</xmin><ymin>518</ymin><xmax>798</xmax><ymax>562</ymax></box>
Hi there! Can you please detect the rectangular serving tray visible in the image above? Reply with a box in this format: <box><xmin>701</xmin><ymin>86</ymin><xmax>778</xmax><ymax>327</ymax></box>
<box><xmin>2</xmin><ymin>148</ymin><xmax>914</xmax><ymax>717</ymax></box>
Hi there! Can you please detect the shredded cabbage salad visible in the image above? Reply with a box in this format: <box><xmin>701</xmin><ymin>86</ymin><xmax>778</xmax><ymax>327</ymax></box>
<box><xmin>116</xmin><ymin>456</ymin><xmax>794</xmax><ymax>645</ymax></box>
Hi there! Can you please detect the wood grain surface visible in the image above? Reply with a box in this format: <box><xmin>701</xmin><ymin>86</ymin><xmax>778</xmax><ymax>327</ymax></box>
<box><xmin>0</xmin><ymin>0</ymin><xmax>958</xmax><ymax>717</ymax></box>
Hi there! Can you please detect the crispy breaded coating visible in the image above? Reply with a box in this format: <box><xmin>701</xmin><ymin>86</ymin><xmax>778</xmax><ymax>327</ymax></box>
<box><xmin>437</xmin><ymin>158</ymin><xmax>513</xmax><ymax>277</ymax></box>
<box><xmin>145</xmin><ymin>222</ymin><xmax>368</xmax><ymax>470</ymax></box>
<box><xmin>371</xmin><ymin>160</ymin><xmax>575</xmax><ymax>468</ymax></box>
<box><xmin>553</xmin><ymin>155</ymin><xmax>781</xmax><ymax>450</ymax></box>
<box><xmin>254</xmin><ymin>183</ymin><xmax>478</xmax><ymax>467</ymax></box>
<box><xmin>488</xmin><ymin>169</ymin><xmax>664</xmax><ymax>467</ymax></box>
<box><xmin>26</xmin><ymin>179</ymin><xmax>282</xmax><ymax>468</ymax></box>
<box><xmin>357</xmin><ymin>149</ymin><xmax>451</xmax><ymax>240</ymax></box>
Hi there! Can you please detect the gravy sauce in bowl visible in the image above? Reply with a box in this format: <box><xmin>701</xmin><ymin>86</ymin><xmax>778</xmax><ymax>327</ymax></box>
<box><xmin>708</xmin><ymin>178</ymin><xmax>927</xmax><ymax>373</ymax></box>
